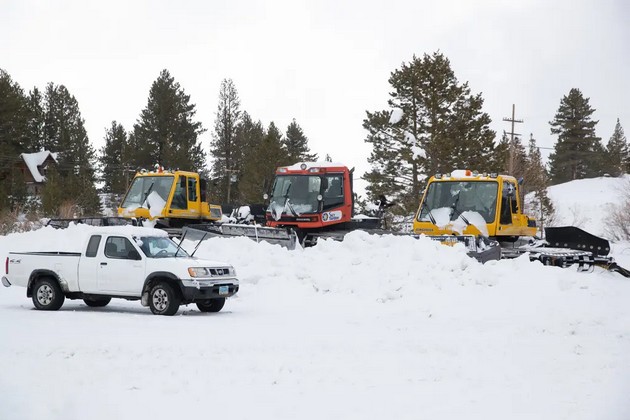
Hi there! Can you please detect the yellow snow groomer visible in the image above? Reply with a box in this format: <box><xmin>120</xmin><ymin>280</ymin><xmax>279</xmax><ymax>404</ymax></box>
<box><xmin>117</xmin><ymin>167</ymin><xmax>223</xmax><ymax>228</ymax></box>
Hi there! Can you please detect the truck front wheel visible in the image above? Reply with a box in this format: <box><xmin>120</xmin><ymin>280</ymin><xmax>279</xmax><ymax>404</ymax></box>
<box><xmin>32</xmin><ymin>277</ymin><xmax>65</xmax><ymax>311</ymax></box>
<box><xmin>196</xmin><ymin>298</ymin><xmax>226</xmax><ymax>313</ymax></box>
<box><xmin>149</xmin><ymin>282</ymin><xmax>181</xmax><ymax>316</ymax></box>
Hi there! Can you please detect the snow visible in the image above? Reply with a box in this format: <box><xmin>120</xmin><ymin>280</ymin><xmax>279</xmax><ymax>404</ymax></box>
<box><xmin>145</xmin><ymin>190</ymin><xmax>166</xmax><ymax>218</ymax></box>
<box><xmin>411</xmin><ymin>144</ymin><xmax>426</xmax><ymax>159</ymax></box>
<box><xmin>452</xmin><ymin>210</ymin><xmax>490</xmax><ymax>237</ymax></box>
<box><xmin>545</xmin><ymin>175</ymin><xmax>630</xmax><ymax>238</ymax></box>
<box><xmin>2</xmin><ymin>177</ymin><xmax>630</xmax><ymax>420</ymax></box>
<box><xmin>389</xmin><ymin>107</ymin><xmax>404</xmax><ymax>124</ymax></box>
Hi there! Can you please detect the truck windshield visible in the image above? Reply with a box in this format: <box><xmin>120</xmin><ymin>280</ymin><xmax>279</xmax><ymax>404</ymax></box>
<box><xmin>121</xmin><ymin>176</ymin><xmax>174</xmax><ymax>209</ymax></box>
<box><xmin>418</xmin><ymin>180</ymin><xmax>499</xmax><ymax>223</ymax></box>
<box><xmin>268</xmin><ymin>175</ymin><xmax>322</xmax><ymax>218</ymax></box>
<box><xmin>136</xmin><ymin>236</ymin><xmax>189</xmax><ymax>258</ymax></box>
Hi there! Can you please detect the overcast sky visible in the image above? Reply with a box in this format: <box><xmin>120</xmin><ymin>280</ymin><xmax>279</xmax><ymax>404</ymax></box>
<box><xmin>2</xmin><ymin>0</ymin><xmax>629</xmax><ymax>192</ymax></box>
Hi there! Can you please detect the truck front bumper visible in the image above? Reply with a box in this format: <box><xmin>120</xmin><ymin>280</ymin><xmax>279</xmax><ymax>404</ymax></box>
<box><xmin>179</xmin><ymin>278</ymin><xmax>239</xmax><ymax>301</ymax></box>
<box><xmin>1</xmin><ymin>276</ymin><xmax>11</xmax><ymax>287</ymax></box>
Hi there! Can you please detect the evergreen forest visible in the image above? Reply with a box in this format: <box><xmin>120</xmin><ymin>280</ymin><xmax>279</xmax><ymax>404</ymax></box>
<box><xmin>1</xmin><ymin>52</ymin><xmax>628</xmax><ymax>222</ymax></box>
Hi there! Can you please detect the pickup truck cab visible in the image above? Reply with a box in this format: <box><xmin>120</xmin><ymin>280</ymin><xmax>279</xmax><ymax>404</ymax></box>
<box><xmin>1</xmin><ymin>226</ymin><xmax>239</xmax><ymax>315</ymax></box>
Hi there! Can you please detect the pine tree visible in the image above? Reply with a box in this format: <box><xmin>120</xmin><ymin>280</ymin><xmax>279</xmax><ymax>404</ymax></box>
<box><xmin>239</xmin><ymin>122</ymin><xmax>288</xmax><ymax>203</ymax></box>
<box><xmin>447</xmin><ymin>91</ymin><xmax>498</xmax><ymax>172</ymax></box>
<box><xmin>0</xmin><ymin>69</ymin><xmax>34</xmax><ymax>211</ymax></box>
<box><xmin>133</xmin><ymin>69</ymin><xmax>206</xmax><ymax>172</ymax></box>
<box><xmin>40</xmin><ymin>165</ymin><xmax>64</xmax><ymax>216</ymax></box>
<box><xmin>523</xmin><ymin>134</ymin><xmax>555</xmax><ymax>232</ymax></box>
<box><xmin>0</xmin><ymin>69</ymin><xmax>30</xmax><ymax>154</ymax></box>
<box><xmin>234</xmin><ymin>113</ymin><xmax>266</xmax><ymax>203</ymax></box>
<box><xmin>42</xmin><ymin>83</ymin><xmax>101</xmax><ymax>215</ymax></box>
<box><xmin>495</xmin><ymin>131</ymin><xmax>527</xmax><ymax>179</ymax></box>
<box><xmin>100</xmin><ymin>121</ymin><xmax>131</xmax><ymax>195</ymax></box>
<box><xmin>605</xmin><ymin>118</ymin><xmax>628</xmax><ymax>177</ymax></box>
<box><xmin>548</xmin><ymin>88</ymin><xmax>604</xmax><ymax>184</ymax></box>
<box><xmin>283</xmin><ymin>119</ymin><xmax>317</xmax><ymax>163</ymax></box>
<box><xmin>24</xmin><ymin>87</ymin><xmax>44</xmax><ymax>152</ymax></box>
<box><xmin>209</xmin><ymin>79</ymin><xmax>242</xmax><ymax>203</ymax></box>
<box><xmin>363</xmin><ymin>52</ymin><xmax>496</xmax><ymax>212</ymax></box>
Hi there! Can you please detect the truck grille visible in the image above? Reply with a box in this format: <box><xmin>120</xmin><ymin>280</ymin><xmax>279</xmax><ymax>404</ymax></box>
<box><xmin>209</xmin><ymin>268</ymin><xmax>231</xmax><ymax>276</ymax></box>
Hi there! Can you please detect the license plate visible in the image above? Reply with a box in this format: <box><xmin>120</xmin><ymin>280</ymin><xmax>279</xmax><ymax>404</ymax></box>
<box><xmin>218</xmin><ymin>285</ymin><xmax>229</xmax><ymax>296</ymax></box>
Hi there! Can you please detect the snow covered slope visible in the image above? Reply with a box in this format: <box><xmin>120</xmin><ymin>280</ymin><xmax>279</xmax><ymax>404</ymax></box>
<box><xmin>546</xmin><ymin>175</ymin><xmax>629</xmax><ymax>238</ymax></box>
<box><xmin>1</xmin><ymin>177</ymin><xmax>630</xmax><ymax>420</ymax></box>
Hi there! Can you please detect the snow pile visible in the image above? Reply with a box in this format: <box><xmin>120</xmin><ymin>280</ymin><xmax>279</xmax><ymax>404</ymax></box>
<box><xmin>1</xmin><ymin>227</ymin><xmax>629</xmax><ymax>420</ymax></box>
<box><xmin>546</xmin><ymin>175</ymin><xmax>630</xmax><ymax>238</ymax></box>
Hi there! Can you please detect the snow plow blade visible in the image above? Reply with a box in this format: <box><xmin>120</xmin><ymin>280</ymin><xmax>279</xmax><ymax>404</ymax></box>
<box><xmin>521</xmin><ymin>226</ymin><xmax>630</xmax><ymax>277</ymax></box>
<box><xmin>182</xmin><ymin>223</ymin><xmax>298</xmax><ymax>250</ymax></box>
<box><xmin>544</xmin><ymin>226</ymin><xmax>611</xmax><ymax>256</ymax></box>
<box><xmin>422</xmin><ymin>234</ymin><xmax>502</xmax><ymax>264</ymax></box>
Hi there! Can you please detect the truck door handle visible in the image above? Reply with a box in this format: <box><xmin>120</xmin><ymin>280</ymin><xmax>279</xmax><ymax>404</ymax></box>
<box><xmin>100</xmin><ymin>262</ymin><xmax>107</xmax><ymax>266</ymax></box>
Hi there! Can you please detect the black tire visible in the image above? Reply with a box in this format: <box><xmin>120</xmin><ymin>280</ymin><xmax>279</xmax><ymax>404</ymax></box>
<box><xmin>149</xmin><ymin>281</ymin><xmax>181</xmax><ymax>316</ymax></box>
<box><xmin>83</xmin><ymin>297</ymin><xmax>111</xmax><ymax>307</ymax></box>
<box><xmin>31</xmin><ymin>277</ymin><xmax>65</xmax><ymax>311</ymax></box>
<box><xmin>196</xmin><ymin>298</ymin><xmax>226</xmax><ymax>313</ymax></box>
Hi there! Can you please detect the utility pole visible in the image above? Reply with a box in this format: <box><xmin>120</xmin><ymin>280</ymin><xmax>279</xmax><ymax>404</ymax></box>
<box><xmin>503</xmin><ymin>104</ymin><xmax>524</xmax><ymax>175</ymax></box>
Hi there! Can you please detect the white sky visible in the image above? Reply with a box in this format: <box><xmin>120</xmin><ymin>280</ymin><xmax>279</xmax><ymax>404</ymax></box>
<box><xmin>2</xmin><ymin>0</ymin><xmax>629</xmax><ymax>193</ymax></box>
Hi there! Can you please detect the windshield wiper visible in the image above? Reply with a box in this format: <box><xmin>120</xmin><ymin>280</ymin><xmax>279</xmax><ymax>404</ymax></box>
<box><xmin>272</xmin><ymin>184</ymin><xmax>293</xmax><ymax>221</ymax></box>
<box><xmin>450</xmin><ymin>193</ymin><xmax>471</xmax><ymax>226</ymax></box>
<box><xmin>421</xmin><ymin>200</ymin><xmax>437</xmax><ymax>225</ymax></box>
<box><xmin>174</xmin><ymin>229</ymin><xmax>187</xmax><ymax>257</ymax></box>
<box><xmin>142</xmin><ymin>182</ymin><xmax>155</xmax><ymax>207</ymax></box>
<box><xmin>286</xmin><ymin>199</ymin><xmax>300</xmax><ymax>217</ymax></box>
<box><xmin>190</xmin><ymin>232</ymin><xmax>208</xmax><ymax>258</ymax></box>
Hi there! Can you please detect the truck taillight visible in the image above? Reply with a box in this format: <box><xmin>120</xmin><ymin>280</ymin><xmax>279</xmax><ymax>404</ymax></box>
<box><xmin>5</xmin><ymin>257</ymin><xmax>8</xmax><ymax>275</ymax></box>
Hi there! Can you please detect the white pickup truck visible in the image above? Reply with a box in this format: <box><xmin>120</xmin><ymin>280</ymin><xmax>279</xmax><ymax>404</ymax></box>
<box><xmin>1</xmin><ymin>226</ymin><xmax>239</xmax><ymax>316</ymax></box>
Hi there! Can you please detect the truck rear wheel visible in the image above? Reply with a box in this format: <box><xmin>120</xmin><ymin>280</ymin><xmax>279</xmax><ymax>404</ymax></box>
<box><xmin>83</xmin><ymin>297</ymin><xmax>111</xmax><ymax>307</ymax></box>
<box><xmin>32</xmin><ymin>277</ymin><xmax>65</xmax><ymax>311</ymax></box>
<box><xmin>196</xmin><ymin>298</ymin><xmax>226</xmax><ymax>313</ymax></box>
<box><xmin>149</xmin><ymin>281</ymin><xmax>181</xmax><ymax>316</ymax></box>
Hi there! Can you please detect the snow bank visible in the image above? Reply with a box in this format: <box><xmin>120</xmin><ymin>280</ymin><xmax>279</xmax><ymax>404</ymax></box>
<box><xmin>546</xmin><ymin>175</ymin><xmax>630</xmax><ymax>238</ymax></box>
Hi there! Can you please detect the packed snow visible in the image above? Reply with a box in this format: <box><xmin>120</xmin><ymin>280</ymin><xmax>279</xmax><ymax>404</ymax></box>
<box><xmin>1</xmin><ymin>177</ymin><xmax>630</xmax><ymax>420</ymax></box>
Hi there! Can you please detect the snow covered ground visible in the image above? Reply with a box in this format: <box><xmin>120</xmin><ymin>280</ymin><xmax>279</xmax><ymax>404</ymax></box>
<box><xmin>1</xmin><ymin>177</ymin><xmax>630</xmax><ymax>420</ymax></box>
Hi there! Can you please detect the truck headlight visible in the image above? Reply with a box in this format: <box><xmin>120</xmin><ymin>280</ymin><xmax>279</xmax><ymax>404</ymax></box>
<box><xmin>188</xmin><ymin>267</ymin><xmax>208</xmax><ymax>277</ymax></box>
<box><xmin>188</xmin><ymin>266</ymin><xmax>236</xmax><ymax>277</ymax></box>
